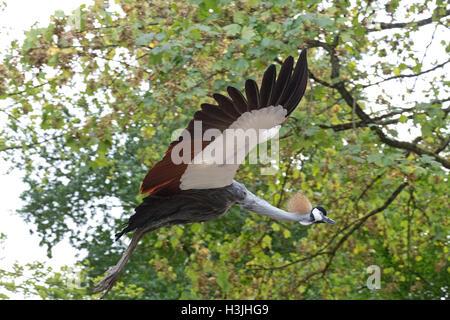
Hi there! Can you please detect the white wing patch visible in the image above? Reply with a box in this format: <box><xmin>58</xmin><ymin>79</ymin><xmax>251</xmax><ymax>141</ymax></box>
<box><xmin>179</xmin><ymin>105</ymin><xmax>287</xmax><ymax>190</ymax></box>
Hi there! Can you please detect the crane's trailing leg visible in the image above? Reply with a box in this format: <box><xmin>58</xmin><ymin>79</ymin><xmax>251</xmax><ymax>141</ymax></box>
<box><xmin>93</xmin><ymin>183</ymin><xmax>245</xmax><ymax>298</ymax></box>
<box><xmin>93</xmin><ymin>228</ymin><xmax>146</xmax><ymax>299</ymax></box>
<box><xmin>93</xmin><ymin>219</ymin><xmax>171</xmax><ymax>299</ymax></box>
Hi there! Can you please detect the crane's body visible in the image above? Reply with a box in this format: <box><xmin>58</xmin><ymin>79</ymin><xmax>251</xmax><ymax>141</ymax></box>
<box><xmin>94</xmin><ymin>49</ymin><xmax>335</xmax><ymax>297</ymax></box>
<box><xmin>115</xmin><ymin>181</ymin><xmax>247</xmax><ymax>241</ymax></box>
<box><xmin>115</xmin><ymin>180</ymin><xmax>327</xmax><ymax>241</ymax></box>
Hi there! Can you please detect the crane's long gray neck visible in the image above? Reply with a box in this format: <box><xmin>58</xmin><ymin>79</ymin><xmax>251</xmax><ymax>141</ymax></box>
<box><xmin>236</xmin><ymin>183</ymin><xmax>311</xmax><ymax>223</ymax></box>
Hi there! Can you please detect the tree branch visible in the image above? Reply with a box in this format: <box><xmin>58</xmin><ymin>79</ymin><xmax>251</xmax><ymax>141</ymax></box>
<box><xmin>0</xmin><ymin>134</ymin><xmax>66</xmax><ymax>153</ymax></box>
<box><xmin>308</xmin><ymin>70</ymin><xmax>336</xmax><ymax>88</ymax></box>
<box><xmin>319</xmin><ymin>100</ymin><xmax>449</xmax><ymax>132</ymax></box>
<box><xmin>334</xmin><ymin>82</ymin><xmax>450</xmax><ymax>169</ymax></box>
<box><xmin>5</xmin><ymin>82</ymin><xmax>49</xmax><ymax>97</ymax></box>
<box><xmin>361</xmin><ymin>58</ymin><xmax>450</xmax><ymax>89</ymax></box>
<box><xmin>367</xmin><ymin>9</ymin><xmax>450</xmax><ymax>32</ymax></box>
<box><xmin>321</xmin><ymin>181</ymin><xmax>409</xmax><ymax>275</ymax></box>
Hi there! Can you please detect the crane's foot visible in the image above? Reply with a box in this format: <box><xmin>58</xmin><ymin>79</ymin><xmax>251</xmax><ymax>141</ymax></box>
<box><xmin>93</xmin><ymin>265</ymin><xmax>122</xmax><ymax>299</ymax></box>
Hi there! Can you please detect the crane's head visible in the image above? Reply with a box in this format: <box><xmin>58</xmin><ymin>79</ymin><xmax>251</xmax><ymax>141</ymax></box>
<box><xmin>287</xmin><ymin>194</ymin><xmax>335</xmax><ymax>225</ymax></box>
<box><xmin>307</xmin><ymin>206</ymin><xmax>335</xmax><ymax>225</ymax></box>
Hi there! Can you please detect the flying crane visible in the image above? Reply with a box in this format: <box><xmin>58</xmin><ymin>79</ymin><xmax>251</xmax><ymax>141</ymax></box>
<box><xmin>95</xmin><ymin>49</ymin><xmax>335</xmax><ymax>297</ymax></box>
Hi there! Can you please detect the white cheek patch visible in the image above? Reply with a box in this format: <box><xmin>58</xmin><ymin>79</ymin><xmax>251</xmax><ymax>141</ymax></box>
<box><xmin>312</xmin><ymin>208</ymin><xmax>323</xmax><ymax>221</ymax></box>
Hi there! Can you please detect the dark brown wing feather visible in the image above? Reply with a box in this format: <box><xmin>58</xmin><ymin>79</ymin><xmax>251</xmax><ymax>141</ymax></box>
<box><xmin>140</xmin><ymin>140</ymin><xmax>211</xmax><ymax>195</ymax></box>
<box><xmin>140</xmin><ymin>144</ymin><xmax>188</xmax><ymax>195</ymax></box>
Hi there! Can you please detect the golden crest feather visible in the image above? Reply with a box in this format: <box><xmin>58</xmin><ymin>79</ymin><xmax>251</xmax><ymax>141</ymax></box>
<box><xmin>287</xmin><ymin>193</ymin><xmax>312</xmax><ymax>214</ymax></box>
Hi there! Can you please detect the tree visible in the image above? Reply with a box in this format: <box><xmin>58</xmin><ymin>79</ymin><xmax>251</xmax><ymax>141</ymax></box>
<box><xmin>0</xmin><ymin>0</ymin><xmax>448</xmax><ymax>299</ymax></box>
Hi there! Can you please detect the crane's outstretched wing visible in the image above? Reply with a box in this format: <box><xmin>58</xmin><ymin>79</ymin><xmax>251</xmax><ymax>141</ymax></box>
<box><xmin>141</xmin><ymin>50</ymin><xmax>308</xmax><ymax>195</ymax></box>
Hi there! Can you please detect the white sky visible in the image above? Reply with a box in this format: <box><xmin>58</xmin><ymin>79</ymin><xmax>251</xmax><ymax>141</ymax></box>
<box><xmin>0</xmin><ymin>0</ymin><xmax>93</xmax><ymax>299</ymax></box>
<box><xmin>0</xmin><ymin>0</ymin><xmax>448</xmax><ymax>299</ymax></box>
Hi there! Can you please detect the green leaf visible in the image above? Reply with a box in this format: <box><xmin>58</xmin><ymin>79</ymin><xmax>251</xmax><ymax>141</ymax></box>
<box><xmin>223</xmin><ymin>24</ymin><xmax>241</xmax><ymax>36</ymax></box>
<box><xmin>271</xmin><ymin>223</ymin><xmax>280</xmax><ymax>231</ymax></box>
<box><xmin>261</xmin><ymin>235</ymin><xmax>272</xmax><ymax>248</ymax></box>
<box><xmin>241</xmin><ymin>26</ymin><xmax>256</xmax><ymax>41</ymax></box>
<box><xmin>136</xmin><ymin>33</ymin><xmax>154</xmax><ymax>46</ymax></box>
<box><xmin>232</xmin><ymin>58</ymin><xmax>249</xmax><ymax>72</ymax></box>
<box><xmin>398</xmin><ymin>115</ymin><xmax>408</xmax><ymax>123</ymax></box>
<box><xmin>216</xmin><ymin>271</ymin><xmax>232</xmax><ymax>293</ymax></box>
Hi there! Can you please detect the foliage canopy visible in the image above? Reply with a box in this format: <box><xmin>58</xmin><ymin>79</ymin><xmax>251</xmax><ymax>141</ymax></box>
<box><xmin>0</xmin><ymin>0</ymin><xmax>449</xmax><ymax>299</ymax></box>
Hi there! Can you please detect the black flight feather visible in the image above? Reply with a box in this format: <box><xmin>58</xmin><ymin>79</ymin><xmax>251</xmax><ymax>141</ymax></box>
<box><xmin>200</xmin><ymin>103</ymin><xmax>235</xmax><ymax>123</ymax></box>
<box><xmin>245</xmin><ymin>79</ymin><xmax>260</xmax><ymax>110</ymax></box>
<box><xmin>259</xmin><ymin>64</ymin><xmax>276</xmax><ymax>108</ymax></box>
<box><xmin>213</xmin><ymin>93</ymin><xmax>241</xmax><ymax>119</ymax></box>
<box><xmin>227</xmin><ymin>86</ymin><xmax>249</xmax><ymax>113</ymax></box>
<box><xmin>269</xmin><ymin>56</ymin><xmax>294</xmax><ymax>106</ymax></box>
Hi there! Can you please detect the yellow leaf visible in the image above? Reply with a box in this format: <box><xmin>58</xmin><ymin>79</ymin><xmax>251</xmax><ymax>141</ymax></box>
<box><xmin>46</xmin><ymin>46</ymin><xmax>59</xmax><ymax>55</ymax></box>
<box><xmin>283</xmin><ymin>229</ymin><xmax>291</xmax><ymax>238</ymax></box>
<box><xmin>271</xmin><ymin>223</ymin><xmax>280</xmax><ymax>232</ymax></box>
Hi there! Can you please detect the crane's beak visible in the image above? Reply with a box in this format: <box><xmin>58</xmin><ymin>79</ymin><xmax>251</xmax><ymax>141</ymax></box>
<box><xmin>322</xmin><ymin>216</ymin><xmax>335</xmax><ymax>224</ymax></box>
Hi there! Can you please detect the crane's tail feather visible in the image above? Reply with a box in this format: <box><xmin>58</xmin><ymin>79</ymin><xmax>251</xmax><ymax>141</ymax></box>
<box><xmin>114</xmin><ymin>227</ymin><xmax>131</xmax><ymax>241</ymax></box>
<box><xmin>114</xmin><ymin>195</ymin><xmax>167</xmax><ymax>241</ymax></box>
